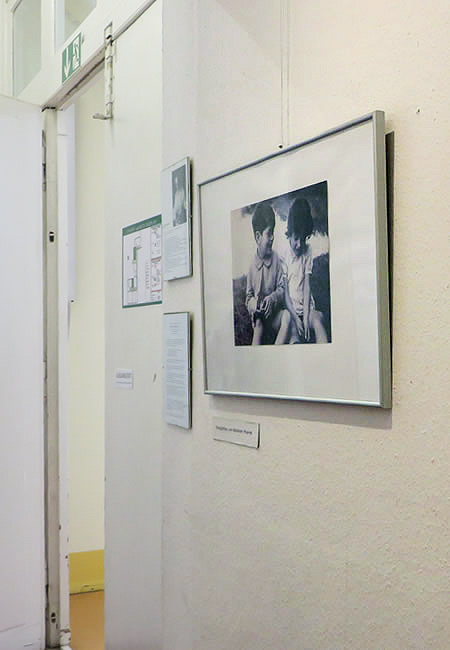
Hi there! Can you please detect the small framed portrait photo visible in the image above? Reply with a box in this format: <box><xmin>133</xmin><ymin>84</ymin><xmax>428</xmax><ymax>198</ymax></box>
<box><xmin>161</xmin><ymin>157</ymin><xmax>192</xmax><ymax>280</ymax></box>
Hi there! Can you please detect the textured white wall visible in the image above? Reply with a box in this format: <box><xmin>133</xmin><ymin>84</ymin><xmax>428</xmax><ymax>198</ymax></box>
<box><xmin>162</xmin><ymin>2</ymin><xmax>450</xmax><ymax>649</ymax></box>
<box><xmin>68</xmin><ymin>76</ymin><xmax>105</xmax><ymax>553</ymax></box>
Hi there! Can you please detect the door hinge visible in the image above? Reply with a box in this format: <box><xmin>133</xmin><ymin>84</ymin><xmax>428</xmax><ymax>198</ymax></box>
<box><xmin>42</xmin><ymin>130</ymin><xmax>47</xmax><ymax>192</ymax></box>
<box><xmin>93</xmin><ymin>22</ymin><xmax>114</xmax><ymax>120</ymax></box>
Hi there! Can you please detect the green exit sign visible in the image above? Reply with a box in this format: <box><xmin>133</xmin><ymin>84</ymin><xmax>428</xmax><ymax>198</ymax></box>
<box><xmin>62</xmin><ymin>33</ymin><xmax>82</xmax><ymax>83</ymax></box>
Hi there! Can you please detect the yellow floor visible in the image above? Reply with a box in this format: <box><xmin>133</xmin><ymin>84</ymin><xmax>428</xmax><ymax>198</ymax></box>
<box><xmin>70</xmin><ymin>591</ymin><xmax>104</xmax><ymax>650</ymax></box>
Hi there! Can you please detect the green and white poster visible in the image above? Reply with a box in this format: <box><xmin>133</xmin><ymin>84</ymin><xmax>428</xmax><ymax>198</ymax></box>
<box><xmin>122</xmin><ymin>216</ymin><xmax>162</xmax><ymax>307</ymax></box>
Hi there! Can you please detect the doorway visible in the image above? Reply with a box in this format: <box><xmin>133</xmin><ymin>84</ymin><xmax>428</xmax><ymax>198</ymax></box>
<box><xmin>1</xmin><ymin>1</ymin><xmax>162</xmax><ymax>647</ymax></box>
<box><xmin>61</xmin><ymin>73</ymin><xmax>105</xmax><ymax>650</ymax></box>
<box><xmin>47</xmin><ymin>2</ymin><xmax>162</xmax><ymax>646</ymax></box>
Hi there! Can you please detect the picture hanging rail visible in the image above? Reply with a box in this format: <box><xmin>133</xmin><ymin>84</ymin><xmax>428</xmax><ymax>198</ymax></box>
<box><xmin>161</xmin><ymin>157</ymin><xmax>193</xmax><ymax>281</ymax></box>
<box><xmin>199</xmin><ymin>112</ymin><xmax>391</xmax><ymax>407</ymax></box>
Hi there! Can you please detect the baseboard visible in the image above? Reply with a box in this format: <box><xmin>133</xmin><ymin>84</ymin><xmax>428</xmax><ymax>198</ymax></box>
<box><xmin>69</xmin><ymin>549</ymin><xmax>104</xmax><ymax>594</ymax></box>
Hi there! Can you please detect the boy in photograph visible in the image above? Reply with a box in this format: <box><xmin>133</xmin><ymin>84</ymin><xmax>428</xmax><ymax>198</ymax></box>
<box><xmin>284</xmin><ymin>198</ymin><xmax>328</xmax><ymax>343</ymax></box>
<box><xmin>172</xmin><ymin>168</ymin><xmax>187</xmax><ymax>226</ymax></box>
<box><xmin>246</xmin><ymin>202</ymin><xmax>290</xmax><ymax>345</ymax></box>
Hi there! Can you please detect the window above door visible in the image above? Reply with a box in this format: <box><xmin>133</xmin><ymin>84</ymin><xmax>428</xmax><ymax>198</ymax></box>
<box><xmin>12</xmin><ymin>0</ymin><xmax>42</xmax><ymax>95</ymax></box>
<box><xmin>55</xmin><ymin>0</ymin><xmax>97</xmax><ymax>50</ymax></box>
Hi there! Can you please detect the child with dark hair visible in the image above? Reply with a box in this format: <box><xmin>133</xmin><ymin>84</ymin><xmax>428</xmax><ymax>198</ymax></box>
<box><xmin>245</xmin><ymin>202</ymin><xmax>290</xmax><ymax>345</ymax></box>
<box><xmin>172</xmin><ymin>169</ymin><xmax>187</xmax><ymax>226</ymax></box>
<box><xmin>284</xmin><ymin>198</ymin><xmax>328</xmax><ymax>343</ymax></box>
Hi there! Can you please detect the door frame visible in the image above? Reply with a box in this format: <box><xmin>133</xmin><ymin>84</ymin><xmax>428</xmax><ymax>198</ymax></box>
<box><xmin>43</xmin><ymin>65</ymin><xmax>107</xmax><ymax>650</ymax></box>
<box><xmin>43</xmin><ymin>4</ymin><xmax>158</xmax><ymax>647</ymax></box>
<box><xmin>43</xmin><ymin>73</ymin><xmax>104</xmax><ymax>650</ymax></box>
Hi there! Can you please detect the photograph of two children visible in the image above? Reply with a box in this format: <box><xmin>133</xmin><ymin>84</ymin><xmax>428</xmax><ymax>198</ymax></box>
<box><xmin>232</xmin><ymin>180</ymin><xmax>331</xmax><ymax>347</ymax></box>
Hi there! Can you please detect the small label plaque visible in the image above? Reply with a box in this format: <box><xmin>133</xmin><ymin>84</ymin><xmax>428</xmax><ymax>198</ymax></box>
<box><xmin>115</xmin><ymin>368</ymin><xmax>133</xmax><ymax>389</ymax></box>
<box><xmin>213</xmin><ymin>417</ymin><xmax>260</xmax><ymax>448</ymax></box>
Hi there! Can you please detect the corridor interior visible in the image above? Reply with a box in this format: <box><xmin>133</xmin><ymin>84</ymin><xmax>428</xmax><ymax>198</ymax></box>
<box><xmin>70</xmin><ymin>592</ymin><xmax>104</xmax><ymax>650</ymax></box>
<box><xmin>68</xmin><ymin>74</ymin><xmax>105</xmax><ymax>650</ymax></box>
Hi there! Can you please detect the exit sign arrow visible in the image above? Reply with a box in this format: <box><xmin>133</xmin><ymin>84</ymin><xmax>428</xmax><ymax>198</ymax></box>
<box><xmin>63</xmin><ymin>49</ymin><xmax>70</xmax><ymax>80</ymax></box>
<box><xmin>62</xmin><ymin>33</ymin><xmax>82</xmax><ymax>83</ymax></box>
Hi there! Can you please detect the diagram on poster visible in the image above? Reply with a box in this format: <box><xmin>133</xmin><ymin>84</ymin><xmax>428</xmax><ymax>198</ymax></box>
<box><xmin>122</xmin><ymin>216</ymin><xmax>162</xmax><ymax>307</ymax></box>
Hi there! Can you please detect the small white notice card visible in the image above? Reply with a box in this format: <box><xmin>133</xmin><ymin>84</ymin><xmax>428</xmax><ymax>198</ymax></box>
<box><xmin>115</xmin><ymin>368</ymin><xmax>133</xmax><ymax>389</ymax></box>
<box><xmin>163</xmin><ymin>312</ymin><xmax>191</xmax><ymax>429</ymax></box>
<box><xmin>213</xmin><ymin>417</ymin><xmax>260</xmax><ymax>448</ymax></box>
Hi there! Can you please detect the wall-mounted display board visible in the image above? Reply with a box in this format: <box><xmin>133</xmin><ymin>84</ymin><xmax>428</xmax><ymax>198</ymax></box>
<box><xmin>122</xmin><ymin>216</ymin><xmax>162</xmax><ymax>307</ymax></box>
<box><xmin>163</xmin><ymin>312</ymin><xmax>191</xmax><ymax>429</ymax></box>
<box><xmin>199</xmin><ymin>112</ymin><xmax>391</xmax><ymax>407</ymax></box>
<box><xmin>161</xmin><ymin>157</ymin><xmax>192</xmax><ymax>280</ymax></box>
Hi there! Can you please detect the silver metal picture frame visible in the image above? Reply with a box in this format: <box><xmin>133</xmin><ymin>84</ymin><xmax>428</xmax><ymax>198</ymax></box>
<box><xmin>199</xmin><ymin>112</ymin><xmax>391</xmax><ymax>407</ymax></box>
<box><xmin>161</xmin><ymin>156</ymin><xmax>193</xmax><ymax>281</ymax></box>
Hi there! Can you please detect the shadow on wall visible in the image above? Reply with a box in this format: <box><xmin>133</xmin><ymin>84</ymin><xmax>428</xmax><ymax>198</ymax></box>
<box><xmin>210</xmin><ymin>391</ymin><xmax>393</xmax><ymax>431</ymax></box>
<box><xmin>207</xmin><ymin>132</ymin><xmax>395</xmax><ymax>430</ymax></box>
<box><xmin>210</xmin><ymin>132</ymin><xmax>395</xmax><ymax>432</ymax></box>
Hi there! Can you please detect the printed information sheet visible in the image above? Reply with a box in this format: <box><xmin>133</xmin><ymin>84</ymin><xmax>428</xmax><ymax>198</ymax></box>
<box><xmin>122</xmin><ymin>216</ymin><xmax>162</xmax><ymax>307</ymax></box>
<box><xmin>163</xmin><ymin>312</ymin><xmax>191</xmax><ymax>429</ymax></box>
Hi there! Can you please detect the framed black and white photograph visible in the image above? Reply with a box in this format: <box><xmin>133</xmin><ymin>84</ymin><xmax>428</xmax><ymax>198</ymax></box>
<box><xmin>161</xmin><ymin>157</ymin><xmax>192</xmax><ymax>280</ymax></box>
<box><xmin>199</xmin><ymin>112</ymin><xmax>391</xmax><ymax>407</ymax></box>
<box><xmin>232</xmin><ymin>181</ymin><xmax>331</xmax><ymax>347</ymax></box>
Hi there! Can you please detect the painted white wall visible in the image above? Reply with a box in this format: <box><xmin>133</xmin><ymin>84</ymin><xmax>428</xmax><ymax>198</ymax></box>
<box><xmin>68</xmin><ymin>75</ymin><xmax>105</xmax><ymax>553</ymax></box>
<box><xmin>161</xmin><ymin>2</ymin><xmax>450</xmax><ymax>650</ymax></box>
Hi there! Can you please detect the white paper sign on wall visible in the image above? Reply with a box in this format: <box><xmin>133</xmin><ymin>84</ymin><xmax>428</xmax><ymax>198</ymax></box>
<box><xmin>213</xmin><ymin>417</ymin><xmax>260</xmax><ymax>448</ymax></box>
<box><xmin>115</xmin><ymin>368</ymin><xmax>134</xmax><ymax>389</ymax></box>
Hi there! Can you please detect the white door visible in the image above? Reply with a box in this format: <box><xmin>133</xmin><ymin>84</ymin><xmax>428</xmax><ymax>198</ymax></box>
<box><xmin>0</xmin><ymin>95</ymin><xmax>45</xmax><ymax>650</ymax></box>
<box><xmin>104</xmin><ymin>3</ymin><xmax>163</xmax><ymax>648</ymax></box>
